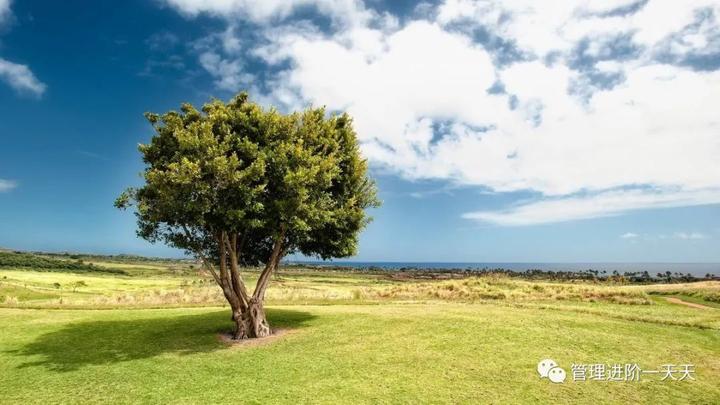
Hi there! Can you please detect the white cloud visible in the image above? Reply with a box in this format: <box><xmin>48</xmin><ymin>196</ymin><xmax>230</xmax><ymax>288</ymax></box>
<box><xmin>257</xmin><ymin>21</ymin><xmax>509</xmax><ymax>162</ymax></box>
<box><xmin>436</xmin><ymin>0</ymin><xmax>720</xmax><ymax>58</ymax></box>
<box><xmin>0</xmin><ymin>0</ymin><xmax>10</xmax><ymax>24</ymax></box>
<box><xmin>463</xmin><ymin>188</ymin><xmax>720</xmax><ymax>226</ymax></box>
<box><xmin>619</xmin><ymin>231</ymin><xmax>709</xmax><ymax>241</ymax></box>
<box><xmin>0</xmin><ymin>2</ymin><xmax>46</xmax><ymax>97</ymax></box>
<box><xmin>163</xmin><ymin>0</ymin><xmax>375</xmax><ymax>27</ymax></box>
<box><xmin>0</xmin><ymin>58</ymin><xmax>46</xmax><ymax>96</ymax></box>
<box><xmin>198</xmin><ymin>51</ymin><xmax>253</xmax><ymax>90</ymax></box>
<box><xmin>0</xmin><ymin>179</ymin><xmax>17</xmax><ymax>192</ymax></box>
<box><xmin>161</xmin><ymin>0</ymin><xmax>720</xmax><ymax>226</ymax></box>
<box><xmin>674</xmin><ymin>232</ymin><xmax>708</xmax><ymax>240</ymax></box>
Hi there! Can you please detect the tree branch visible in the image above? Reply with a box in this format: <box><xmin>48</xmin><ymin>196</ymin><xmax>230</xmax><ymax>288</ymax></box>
<box><xmin>252</xmin><ymin>226</ymin><xmax>286</xmax><ymax>301</ymax></box>
<box><xmin>224</xmin><ymin>232</ymin><xmax>249</xmax><ymax>310</ymax></box>
<box><xmin>217</xmin><ymin>231</ymin><xmax>229</xmax><ymax>284</ymax></box>
<box><xmin>217</xmin><ymin>230</ymin><xmax>244</xmax><ymax>312</ymax></box>
<box><xmin>181</xmin><ymin>225</ymin><xmax>221</xmax><ymax>285</ymax></box>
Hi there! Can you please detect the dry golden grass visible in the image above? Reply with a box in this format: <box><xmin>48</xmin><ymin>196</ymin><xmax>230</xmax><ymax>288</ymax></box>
<box><xmin>6</xmin><ymin>269</ymin><xmax>720</xmax><ymax>309</ymax></box>
<box><xmin>355</xmin><ymin>276</ymin><xmax>652</xmax><ymax>304</ymax></box>
<box><xmin>631</xmin><ymin>281</ymin><xmax>720</xmax><ymax>305</ymax></box>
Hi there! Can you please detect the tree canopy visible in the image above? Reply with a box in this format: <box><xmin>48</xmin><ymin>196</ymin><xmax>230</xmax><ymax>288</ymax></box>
<box><xmin>116</xmin><ymin>92</ymin><xmax>379</xmax><ymax>338</ymax></box>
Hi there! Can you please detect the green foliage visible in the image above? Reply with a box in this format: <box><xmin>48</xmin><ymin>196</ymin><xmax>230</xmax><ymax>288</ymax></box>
<box><xmin>117</xmin><ymin>92</ymin><xmax>380</xmax><ymax>265</ymax></box>
<box><xmin>44</xmin><ymin>252</ymin><xmax>183</xmax><ymax>264</ymax></box>
<box><xmin>0</xmin><ymin>251</ymin><xmax>125</xmax><ymax>274</ymax></box>
<box><xmin>72</xmin><ymin>280</ymin><xmax>88</xmax><ymax>292</ymax></box>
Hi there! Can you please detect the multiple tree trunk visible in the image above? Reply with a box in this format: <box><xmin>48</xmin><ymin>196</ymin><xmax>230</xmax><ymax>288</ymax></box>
<box><xmin>198</xmin><ymin>229</ymin><xmax>285</xmax><ymax>339</ymax></box>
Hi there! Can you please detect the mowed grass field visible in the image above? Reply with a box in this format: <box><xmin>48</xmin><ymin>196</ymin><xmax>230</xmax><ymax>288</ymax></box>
<box><xmin>1</xmin><ymin>260</ymin><xmax>719</xmax><ymax>404</ymax></box>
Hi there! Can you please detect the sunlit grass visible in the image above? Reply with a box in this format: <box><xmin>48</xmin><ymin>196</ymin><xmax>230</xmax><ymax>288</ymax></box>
<box><xmin>1</xmin><ymin>262</ymin><xmax>719</xmax><ymax>403</ymax></box>
<box><xmin>1</xmin><ymin>303</ymin><xmax>718</xmax><ymax>403</ymax></box>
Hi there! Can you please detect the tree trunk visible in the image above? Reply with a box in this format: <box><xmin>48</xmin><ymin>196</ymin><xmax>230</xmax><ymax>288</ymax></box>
<box><xmin>233</xmin><ymin>298</ymin><xmax>271</xmax><ymax>339</ymax></box>
<box><xmin>203</xmin><ymin>229</ymin><xmax>283</xmax><ymax>340</ymax></box>
<box><xmin>231</xmin><ymin>308</ymin><xmax>248</xmax><ymax>340</ymax></box>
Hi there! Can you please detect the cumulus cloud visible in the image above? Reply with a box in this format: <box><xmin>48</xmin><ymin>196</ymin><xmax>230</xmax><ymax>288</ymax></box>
<box><xmin>161</xmin><ymin>0</ymin><xmax>720</xmax><ymax>226</ymax></box>
<box><xmin>437</xmin><ymin>0</ymin><xmax>720</xmax><ymax>58</ymax></box>
<box><xmin>0</xmin><ymin>58</ymin><xmax>46</xmax><ymax>96</ymax></box>
<box><xmin>0</xmin><ymin>179</ymin><xmax>17</xmax><ymax>192</ymax></box>
<box><xmin>620</xmin><ymin>232</ymin><xmax>638</xmax><ymax>239</ymax></box>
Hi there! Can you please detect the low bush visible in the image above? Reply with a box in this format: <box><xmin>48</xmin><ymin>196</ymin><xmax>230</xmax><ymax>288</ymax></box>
<box><xmin>0</xmin><ymin>251</ymin><xmax>125</xmax><ymax>274</ymax></box>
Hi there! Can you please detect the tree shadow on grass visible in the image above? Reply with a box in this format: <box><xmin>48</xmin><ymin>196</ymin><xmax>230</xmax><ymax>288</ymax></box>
<box><xmin>10</xmin><ymin>308</ymin><xmax>314</xmax><ymax>372</ymax></box>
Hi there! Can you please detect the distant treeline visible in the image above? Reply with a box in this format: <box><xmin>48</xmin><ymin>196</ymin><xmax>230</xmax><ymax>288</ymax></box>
<box><xmin>283</xmin><ymin>264</ymin><xmax>718</xmax><ymax>284</ymax></box>
<box><xmin>0</xmin><ymin>251</ymin><xmax>126</xmax><ymax>274</ymax></box>
<box><xmin>473</xmin><ymin>268</ymin><xmax>717</xmax><ymax>283</ymax></box>
<box><xmin>42</xmin><ymin>252</ymin><xmax>188</xmax><ymax>263</ymax></box>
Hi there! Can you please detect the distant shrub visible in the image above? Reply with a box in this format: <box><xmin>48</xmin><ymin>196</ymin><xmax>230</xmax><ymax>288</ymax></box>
<box><xmin>72</xmin><ymin>281</ymin><xmax>87</xmax><ymax>292</ymax></box>
<box><xmin>703</xmin><ymin>292</ymin><xmax>720</xmax><ymax>303</ymax></box>
<box><xmin>0</xmin><ymin>251</ymin><xmax>126</xmax><ymax>274</ymax></box>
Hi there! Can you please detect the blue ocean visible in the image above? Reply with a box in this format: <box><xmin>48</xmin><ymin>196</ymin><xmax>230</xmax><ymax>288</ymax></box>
<box><xmin>285</xmin><ymin>261</ymin><xmax>720</xmax><ymax>277</ymax></box>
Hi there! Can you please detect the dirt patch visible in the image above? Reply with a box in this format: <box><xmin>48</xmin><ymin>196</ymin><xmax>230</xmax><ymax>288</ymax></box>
<box><xmin>665</xmin><ymin>297</ymin><xmax>714</xmax><ymax>310</ymax></box>
<box><xmin>217</xmin><ymin>328</ymin><xmax>293</xmax><ymax>348</ymax></box>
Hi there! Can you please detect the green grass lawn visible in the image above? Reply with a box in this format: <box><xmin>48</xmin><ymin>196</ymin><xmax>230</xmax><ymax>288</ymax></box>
<box><xmin>1</xmin><ymin>302</ymin><xmax>719</xmax><ymax>404</ymax></box>
<box><xmin>1</xmin><ymin>265</ymin><xmax>719</xmax><ymax>403</ymax></box>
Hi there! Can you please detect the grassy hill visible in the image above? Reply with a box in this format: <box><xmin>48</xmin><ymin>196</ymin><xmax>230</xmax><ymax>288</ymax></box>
<box><xmin>0</xmin><ymin>257</ymin><xmax>718</xmax><ymax>403</ymax></box>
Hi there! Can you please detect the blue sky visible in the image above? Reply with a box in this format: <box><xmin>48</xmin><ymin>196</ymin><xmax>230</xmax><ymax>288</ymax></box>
<box><xmin>0</xmin><ymin>0</ymin><xmax>719</xmax><ymax>261</ymax></box>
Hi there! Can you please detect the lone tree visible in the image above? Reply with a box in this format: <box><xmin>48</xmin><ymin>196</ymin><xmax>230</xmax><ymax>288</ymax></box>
<box><xmin>116</xmin><ymin>93</ymin><xmax>379</xmax><ymax>339</ymax></box>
